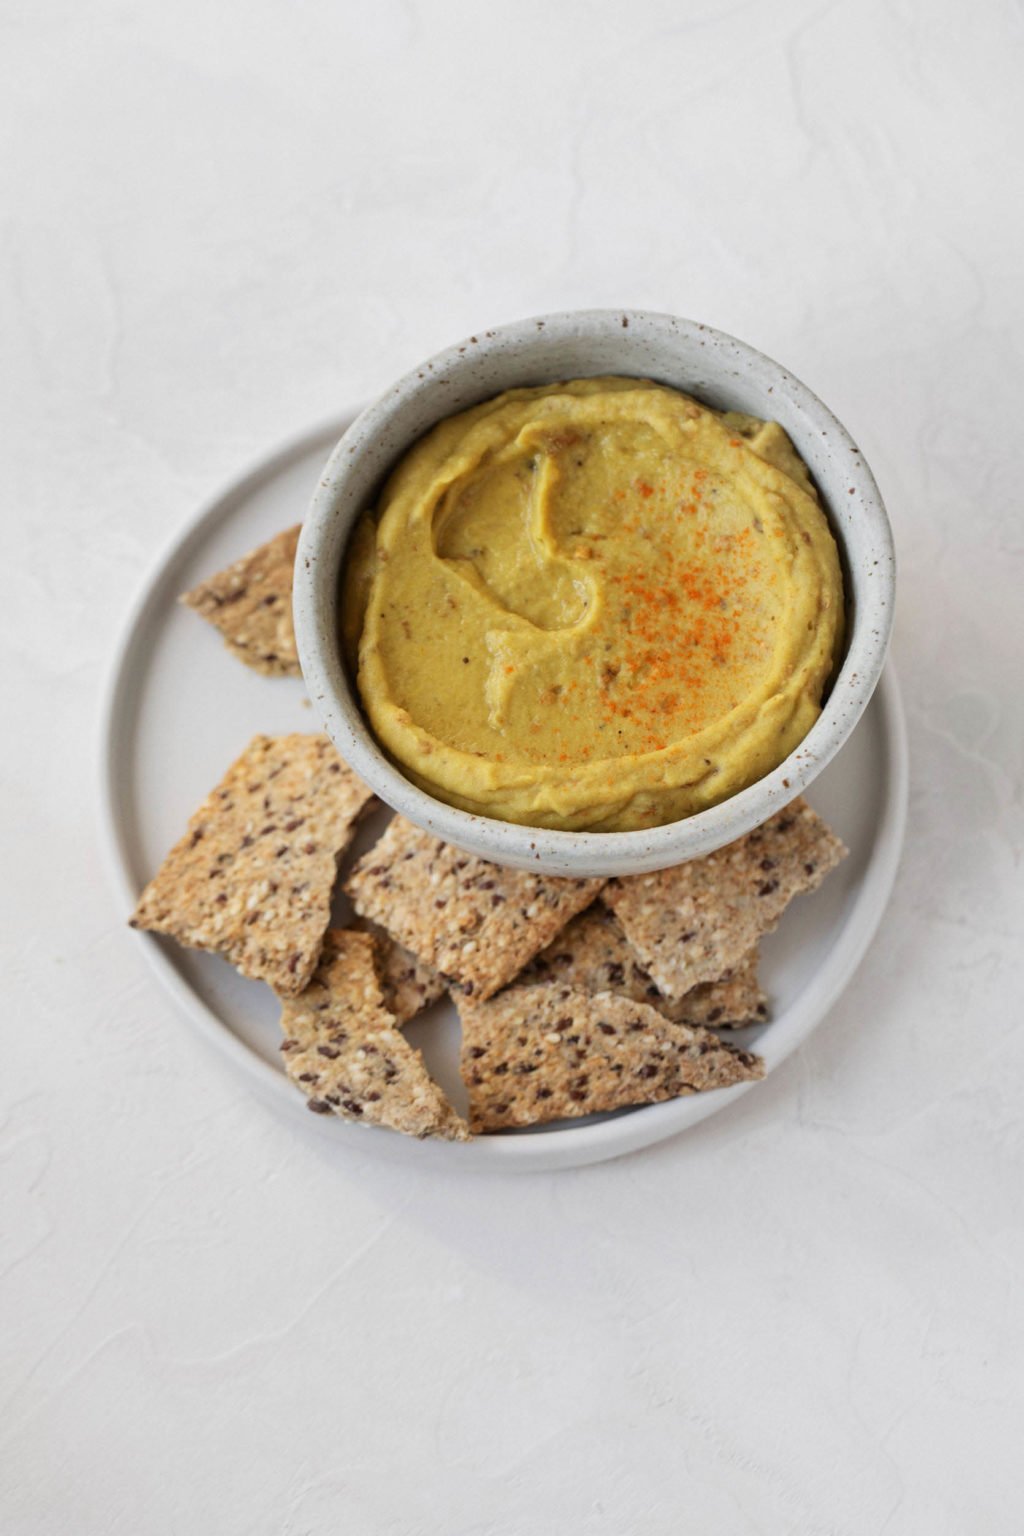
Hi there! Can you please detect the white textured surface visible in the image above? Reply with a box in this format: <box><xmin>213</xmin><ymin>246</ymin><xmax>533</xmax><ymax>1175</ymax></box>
<box><xmin>2</xmin><ymin>1</ymin><xmax>1022</xmax><ymax>1530</ymax></box>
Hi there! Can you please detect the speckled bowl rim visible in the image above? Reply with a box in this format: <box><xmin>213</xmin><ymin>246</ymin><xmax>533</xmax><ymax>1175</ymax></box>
<box><xmin>294</xmin><ymin>310</ymin><xmax>895</xmax><ymax>876</ymax></box>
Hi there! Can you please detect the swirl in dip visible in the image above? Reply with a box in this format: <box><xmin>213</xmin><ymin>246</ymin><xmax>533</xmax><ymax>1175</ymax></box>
<box><xmin>342</xmin><ymin>377</ymin><xmax>844</xmax><ymax>832</ymax></box>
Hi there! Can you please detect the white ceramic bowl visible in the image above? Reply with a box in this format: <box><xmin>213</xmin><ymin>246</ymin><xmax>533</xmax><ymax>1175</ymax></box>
<box><xmin>294</xmin><ymin>310</ymin><xmax>895</xmax><ymax>876</ymax></box>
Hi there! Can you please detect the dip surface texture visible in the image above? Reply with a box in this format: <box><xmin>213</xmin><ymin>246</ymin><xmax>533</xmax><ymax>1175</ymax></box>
<box><xmin>344</xmin><ymin>378</ymin><xmax>844</xmax><ymax>832</ymax></box>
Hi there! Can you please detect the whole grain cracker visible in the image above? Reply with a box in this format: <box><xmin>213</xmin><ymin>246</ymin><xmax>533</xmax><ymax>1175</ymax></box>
<box><xmin>458</xmin><ymin>984</ymin><xmax>763</xmax><ymax>1132</ymax></box>
<box><xmin>352</xmin><ymin>916</ymin><xmax>446</xmax><ymax>1026</ymax></box>
<box><xmin>345</xmin><ymin>817</ymin><xmax>605</xmax><ymax>1000</ymax></box>
<box><xmin>280</xmin><ymin>929</ymin><xmax>468</xmax><ymax>1139</ymax></box>
<box><xmin>181</xmin><ymin>525</ymin><xmax>301</xmax><ymax>676</ymax></box>
<box><xmin>604</xmin><ymin>798</ymin><xmax>846</xmax><ymax>1000</ymax></box>
<box><xmin>521</xmin><ymin>905</ymin><xmax>767</xmax><ymax>1028</ymax></box>
<box><xmin>131</xmin><ymin>734</ymin><xmax>374</xmax><ymax>995</ymax></box>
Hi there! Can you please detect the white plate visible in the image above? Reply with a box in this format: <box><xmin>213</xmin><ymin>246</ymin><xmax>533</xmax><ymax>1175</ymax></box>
<box><xmin>99</xmin><ymin>414</ymin><xmax>909</xmax><ymax>1172</ymax></box>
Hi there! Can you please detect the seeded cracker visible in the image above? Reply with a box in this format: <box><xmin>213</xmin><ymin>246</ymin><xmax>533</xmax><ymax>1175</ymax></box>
<box><xmin>352</xmin><ymin>916</ymin><xmax>446</xmax><ymax>1026</ymax></box>
<box><xmin>604</xmin><ymin>798</ymin><xmax>846</xmax><ymax>1000</ymax></box>
<box><xmin>181</xmin><ymin>525</ymin><xmax>301</xmax><ymax>676</ymax></box>
<box><xmin>131</xmin><ymin>735</ymin><xmax>374</xmax><ymax>995</ymax></box>
<box><xmin>345</xmin><ymin>818</ymin><xmax>605</xmax><ymax>1000</ymax></box>
<box><xmin>280</xmin><ymin>930</ymin><xmax>469</xmax><ymax>1138</ymax></box>
<box><xmin>458</xmin><ymin>985</ymin><xmax>764</xmax><ymax>1131</ymax></box>
<box><xmin>521</xmin><ymin>905</ymin><xmax>767</xmax><ymax>1028</ymax></box>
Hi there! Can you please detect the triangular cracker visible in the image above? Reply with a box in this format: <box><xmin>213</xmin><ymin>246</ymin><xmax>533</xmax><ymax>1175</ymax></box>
<box><xmin>131</xmin><ymin>734</ymin><xmax>374</xmax><ymax>995</ymax></box>
<box><xmin>522</xmin><ymin>905</ymin><xmax>767</xmax><ymax>1028</ymax></box>
<box><xmin>458</xmin><ymin>984</ymin><xmax>763</xmax><ymax>1132</ymax></box>
<box><xmin>603</xmin><ymin>798</ymin><xmax>846</xmax><ymax>999</ymax></box>
<box><xmin>352</xmin><ymin>916</ymin><xmax>446</xmax><ymax>1026</ymax></box>
<box><xmin>280</xmin><ymin>930</ymin><xmax>468</xmax><ymax>1139</ymax></box>
<box><xmin>181</xmin><ymin>525</ymin><xmax>301</xmax><ymax>676</ymax></box>
<box><xmin>345</xmin><ymin>817</ymin><xmax>605</xmax><ymax>1000</ymax></box>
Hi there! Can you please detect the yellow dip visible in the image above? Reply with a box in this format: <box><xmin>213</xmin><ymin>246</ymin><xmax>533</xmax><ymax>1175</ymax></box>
<box><xmin>342</xmin><ymin>377</ymin><xmax>844</xmax><ymax>832</ymax></box>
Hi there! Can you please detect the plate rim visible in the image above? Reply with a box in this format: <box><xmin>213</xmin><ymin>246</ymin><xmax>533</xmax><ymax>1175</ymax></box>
<box><xmin>96</xmin><ymin>415</ymin><xmax>910</xmax><ymax>1172</ymax></box>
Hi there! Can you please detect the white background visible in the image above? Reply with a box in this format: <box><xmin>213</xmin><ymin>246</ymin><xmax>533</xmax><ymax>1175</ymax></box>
<box><xmin>3</xmin><ymin>2</ymin><xmax>1023</xmax><ymax>1531</ymax></box>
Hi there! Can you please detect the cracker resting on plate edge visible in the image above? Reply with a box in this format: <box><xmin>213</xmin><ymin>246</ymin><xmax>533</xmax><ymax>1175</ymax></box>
<box><xmin>131</xmin><ymin>733</ymin><xmax>374</xmax><ymax>995</ymax></box>
<box><xmin>604</xmin><ymin>798</ymin><xmax>847</xmax><ymax>999</ymax></box>
<box><xmin>180</xmin><ymin>524</ymin><xmax>301</xmax><ymax>677</ymax></box>
<box><xmin>457</xmin><ymin>984</ymin><xmax>765</xmax><ymax>1133</ymax></box>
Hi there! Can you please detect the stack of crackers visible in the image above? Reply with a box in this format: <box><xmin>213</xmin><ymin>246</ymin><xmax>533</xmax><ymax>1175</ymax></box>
<box><xmin>128</xmin><ymin>528</ymin><xmax>848</xmax><ymax>1144</ymax></box>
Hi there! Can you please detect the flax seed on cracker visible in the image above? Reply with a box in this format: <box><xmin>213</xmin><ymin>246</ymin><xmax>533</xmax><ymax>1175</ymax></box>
<box><xmin>603</xmin><ymin>798</ymin><xmax>846</xmax><ymax>1000</ymax></box>
<box><xmin>280</xmin><ymin>929</ymin><xmax>468</xmax><ymax>1139</ymax></box>
<box><xmin>181</xmin><ymin>525</ymin><xmax>301</xmax><ymax>676</ymax></box>
<box><xmin>130</xmin><ymin>734</ymin><xmax>374</xmax><ymax>995</ymax></box>
<box><xmin>521</xmin><ymin>904</ymin><xmax>767</xmax><ymax>1028</ymax></box>
<box><xmin>457</xmin><ymin>983</ymin><xmax>763</xmax><ymax>1132</ymax></box>
<box><xmin>345</xmin><ymin>817</ymin><xmax>605</xmax><ymax>1000</ymax></box>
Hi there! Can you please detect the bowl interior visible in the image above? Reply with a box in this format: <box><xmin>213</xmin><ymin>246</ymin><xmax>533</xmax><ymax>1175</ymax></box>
<box><xmin>294</xmin><ymin>311</ymin><xmax>894</xmax><ymax>875</ymax></box>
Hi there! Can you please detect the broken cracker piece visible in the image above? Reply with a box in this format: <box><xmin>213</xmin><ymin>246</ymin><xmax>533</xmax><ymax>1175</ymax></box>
<box><xmin>345</xmin><ymin>817</ymin><xmax>604</xmax><ymax>1000</ymax></box>
<box><xmin>458</xmin><ymin>984</ymin><xmax>763</xmax><ymax>1132</ymax></box>
<box><xmin>604</xmin><ymin>798</ymin><xmax>846</xmax><ymax>1000</ymax></box>
<box><xmin>280</xmin><ymin>930</ymin><xmax>468</xmax><ymax>1139</ymax></box>
<box><xmin>181</xmin><ymin>525</ymin><xmax>301</xmax><ymax>676</ymax></box>
<box><xmin>674</xmin><ymin>950</ymin><xmax>767</xmax><ymax>1030</ymax></box>
<box><xmin>353</xmin><ymin>916</ymin><xmax>446</xmax><ymax>1026</ymax></box>
<box><xmin>131</xmin><ymin>734</ymin><xmax>374</xmax><ymax>995</ymax></box>
<box><xmin>522</xmin><ymin>905</ymin><xmax>767</xmax><ymax>1029</ymax></box>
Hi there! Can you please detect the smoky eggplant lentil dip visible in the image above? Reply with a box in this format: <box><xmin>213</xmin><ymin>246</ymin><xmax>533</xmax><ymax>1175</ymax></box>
<box><xmin>341</xmin><ymin>377</ymin><xmax>844</xmax><ymax>832</ymax></box>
